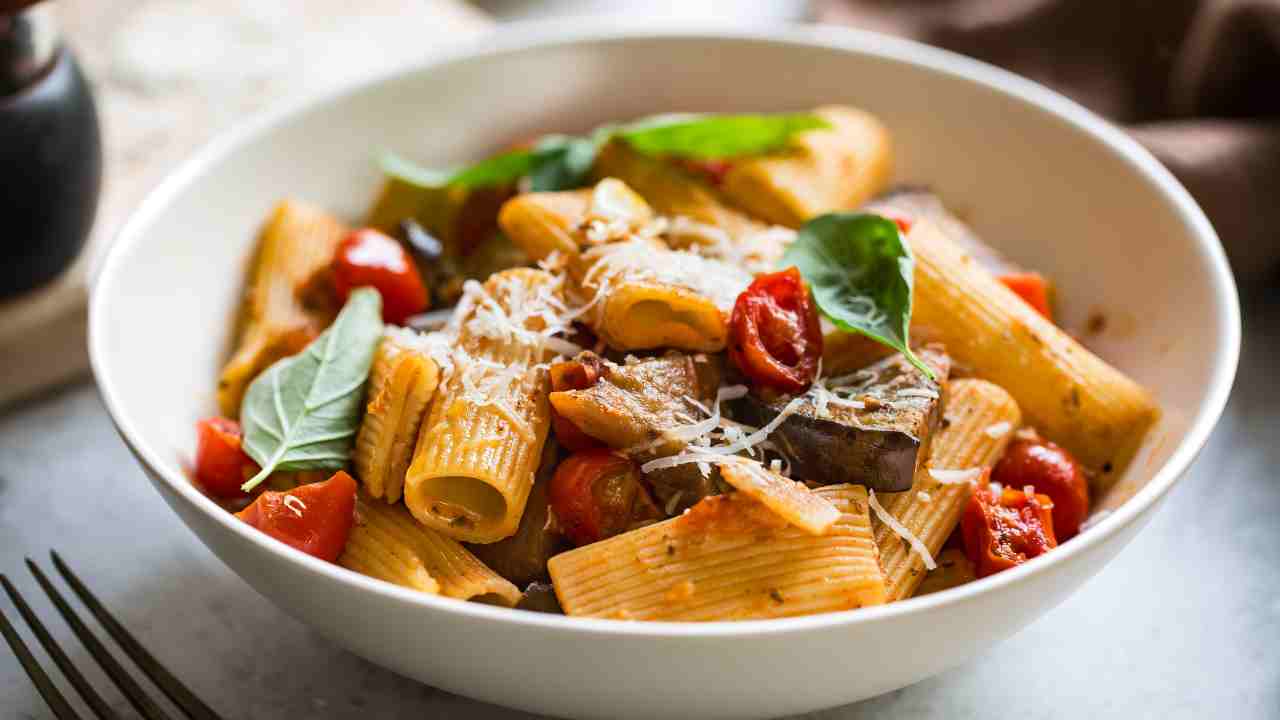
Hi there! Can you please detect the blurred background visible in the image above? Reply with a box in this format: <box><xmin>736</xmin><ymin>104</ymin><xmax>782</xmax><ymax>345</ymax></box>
<box><xmin>1</xmin><ymin>1</ymin><xmax>1277</xmax><ymax>718</ymax></box>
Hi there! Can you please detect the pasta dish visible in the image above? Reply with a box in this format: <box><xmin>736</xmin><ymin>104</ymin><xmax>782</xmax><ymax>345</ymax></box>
<box><xmin>190</xmin><ymin>107</ymin><xmax>1159</xmax><ymax>620</ymax></box>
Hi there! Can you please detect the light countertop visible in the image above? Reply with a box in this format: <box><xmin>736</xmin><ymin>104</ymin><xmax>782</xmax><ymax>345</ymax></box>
<box><xmin>1</xmin><ymin>284</ymin><xmax>1276</xmax><ymax>718</ymax></box>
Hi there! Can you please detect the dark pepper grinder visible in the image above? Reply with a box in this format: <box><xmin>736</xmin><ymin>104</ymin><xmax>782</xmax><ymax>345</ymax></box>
<box><xmin>0</xmin><ymin>0</ymin><xmax>100</xmax><ymax>299</ymax></box>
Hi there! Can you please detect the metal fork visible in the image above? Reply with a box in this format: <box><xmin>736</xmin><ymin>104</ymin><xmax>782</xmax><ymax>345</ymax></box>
<box><xmin>0</xmin><ymin>551</ymin><xmax>223</xmax><ymax>720</ymax></box>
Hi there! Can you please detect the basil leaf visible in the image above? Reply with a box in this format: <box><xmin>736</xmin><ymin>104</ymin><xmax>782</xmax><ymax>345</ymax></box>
<box><xmin>381</xmin><ymin>148</ymin><xmax>535</xmax><ymax>190</ymax></box>
<box><xmin>239</xmin><ymin>287</ymin><xmax>385</xmax><ymax>492</ymax></box>
<box><xmin>527</xmin><ymin>134</ymin><xmax>605</xmax><ymax>192</ymax></box>
<box><xmin>382</xmin><ymin>112</ymin><xmax>826</xmax><ymax>192</ymax></box>
<box><xmin>782</xmin><ymin>213</ymin><xmax>935</xmax><ymax>379</ymax></box>
<box><xmin>616</xmin><ymin>113</ymin><xmax>829</xmax><ymax>160</ymax></box>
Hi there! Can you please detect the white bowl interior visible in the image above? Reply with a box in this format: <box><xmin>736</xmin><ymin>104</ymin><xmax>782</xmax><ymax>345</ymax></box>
<box><xmin>91</xmin><ymin>26</ymin><xmax>1238</xmax><ymax>719</ymax></box>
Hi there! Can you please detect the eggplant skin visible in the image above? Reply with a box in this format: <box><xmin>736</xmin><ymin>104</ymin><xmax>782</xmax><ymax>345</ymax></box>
<box><xmin>732</xmin><ymin>346</ymin><xmax>951</xmax><ymax>492</ymax></box>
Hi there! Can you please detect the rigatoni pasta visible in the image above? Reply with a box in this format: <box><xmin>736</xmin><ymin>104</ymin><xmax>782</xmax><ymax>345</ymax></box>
<box><xmin>353</xmin><ymin>330</ymin><xmax>440</xmax><ymax>504</ymax></box>
<box><xmin>340</xmin><ymin>492</ymin><xmax>520</xmax><ymax>606</ymax></box>
<box><xmin>404</xmin><ymin>269</ymin><xmax>560</xmax><ymax>543</ymax></box>
<box><xmin>907</xmin><ymin>220</ymin><xmax>1158</xmax><ymax>485</ymax></box>
<box><xmin>573</xmin><ymin>238</ymin><xmax>751</xmax><ymax>352</ymax></box>
<box><xmin>721</xmin><ymin>105</ymin><xmax>893</xmax><ymax>227</ymax></box>
<box><xmin>548</xmin><ymin>485</ymin><xmax>886</xmax><ymax>620</ymax></box>
<box><xmin>871</xmin><ymin>379</ymin><xmax>1021</xmax><ymax>601</ymax></box>
<box><xmin>217</xmin><ymin>199</ymin><xmax>346</xmax><ymax>416</ymax></box>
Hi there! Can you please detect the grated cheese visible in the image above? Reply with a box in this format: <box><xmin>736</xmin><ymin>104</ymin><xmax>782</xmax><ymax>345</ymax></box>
<box><xmin>283</xmin><ymin>495</ymin><xmax>306</xmax><ymax>518</ymax></box>
<box><xmin>639</xmin><ymin>395</ymin><xmax>806</xmax><ymax>473</ymax></box>
<box><xmin>897</xmin><ymin>387</ymin><xmax>939</xmax><ymax>400</ymax></box>
<box><xmin>917</xmin><ymin>491</ymin><xmax>932</xmax><ymax>504</ymax></box>
<box><xmin>928</xmin><ymin>468</ymin><xmax>983</xmax><ymax>485</ymax></box>
<box><xmin>984</xmin><ymin>421</ymin><xmax>1012</xmax><ymax>439</ymax></box>
<box><xmin>869</xmin><ymin>489</ymin><xmax>936</xmax><ymax>570</ymax></box>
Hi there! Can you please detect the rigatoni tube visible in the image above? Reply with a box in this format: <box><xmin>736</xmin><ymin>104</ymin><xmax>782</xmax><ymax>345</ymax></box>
<box><xmin>217</xmin><ymin>199</ymin><xmax>346</xmax><ymax>416</ymax></box>
<box><xmin>339</xmin><ymin>492</ymin><xmax>520</xmax><ymax>606</ymax></box>
<box><xmin>548</xmin><ymin>485</ymin><xmax>886</xmax><ymax>621</ymax></box>
<box><xmin>352</xmin><ymin>330</ymin><xmax>440</xmax><ymax>504</ymax></box>
<box><xmin>907</xmin><ymin>220</ymin><xmax>1158</xmax><ymax>484</ymax></box>
<box><xmin>873</xmin><ymin>379</ymin><xmax>1021</xmax><ymax>601</ymax></box>
<box><xmin>404</xmin><ymin>269</ymin><xmax>559</xmax><ymax>543</ymax></box>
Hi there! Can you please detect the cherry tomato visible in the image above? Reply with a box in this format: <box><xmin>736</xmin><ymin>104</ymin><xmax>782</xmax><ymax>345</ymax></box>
<box><xmin>998</xmin><ymin>271</ymin><xmax>1052</xmax><ymax>319</ymax></box>
<box><xmin>728</xmin><ymin>267</ymin><xmax>823</xmax><ymax>394</ymax></box>
<box><xmin>548</xmin><ymin>450</ymin><xmax>659</xmax><ymax>546</ymax></box>
<box><xmin>992</xmin><ymin>438</ymin><xmax>1089</xmax><ymax>540</ymax></box>
<box><xmin>236</xmin><ymin>471</ymin><xmax>357</xmax><ymax>562</ymax></box>
<box><xmin>547</xmin><ymin>353</ymin><xmax>606</xmax><ymax>452</ymax></box>
<box><xmin>962</xmin><ymin>482</ymin><xmax>1058</xmax><ymax>578</ymax></box>
<box><xmin>332</xmin><ymin>228</ymin><xmax>430</xmax><ymax>325</ymax></box>
<box><xmin>194</xmin><ymin>417</ymin><xmax>258</xmax><ymax>498</ymax></box>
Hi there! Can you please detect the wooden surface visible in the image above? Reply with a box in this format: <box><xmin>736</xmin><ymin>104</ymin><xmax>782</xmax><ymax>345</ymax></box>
<box><xmin>0</xmin><ymin>0</ymin><xmax>491</xmax><ymax>408</ymax></box>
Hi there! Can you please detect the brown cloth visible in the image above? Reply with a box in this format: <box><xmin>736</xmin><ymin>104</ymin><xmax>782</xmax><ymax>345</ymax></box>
<box><xmin>819</xmin><ymin>0</ymin><xmax>1280</xmax><ymax>284</ymax></box>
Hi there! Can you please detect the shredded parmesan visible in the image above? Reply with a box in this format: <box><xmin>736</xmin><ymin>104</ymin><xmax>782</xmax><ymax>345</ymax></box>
<box><xmin>639</xmin><ymin>395</ymin><xmax>806</xmax><ymax>473</ymax></box>
<box><xmin>283</xmin><ymin>495</ymin><xmax>306</xmax><ymax>518</ymax></box>
<box><xmin>984</xmin><ymin>421</ymin><xmax>1012</xmax><ymax>439</ymax></box>
<box><xmin>917</xmin><ymin>491</ymin><xmax>932</xmax><ymax>504</ymax></box>
<box><xmin>869</xmin><ymin>489</ymin><xmax>936</xmax><ymax>570</ymax></box>
<box><xmin>928</xmin><ymin>468</ymin><xmax>983</xmax><ymax>485</ymax></box>
<box><xmin>897</xmin><ymin>387</ymin><xmax>939</xmax><ymax>399</ymax></box>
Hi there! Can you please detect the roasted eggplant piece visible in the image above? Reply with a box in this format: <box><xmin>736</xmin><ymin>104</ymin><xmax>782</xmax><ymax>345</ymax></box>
<box><xmin>732</xmin><ymin>345</ymin><xmax>951</xmax><ymax>492</ymax></box>
<box><xmin>549</xmin><ymin>351</ymin><xmax>721</xmax><ymax>454</ymax></box>
<box><xmin>548</xmin><ymin>351</ymin><xmax>726</xmax><ymax>513</ymax></box>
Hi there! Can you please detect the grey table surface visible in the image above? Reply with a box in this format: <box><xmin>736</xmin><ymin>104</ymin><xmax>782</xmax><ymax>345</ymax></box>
<box><xmin>0</xmin><ymin>282</ymin><xmax>1276</xmax><ymax>719</ymax></box>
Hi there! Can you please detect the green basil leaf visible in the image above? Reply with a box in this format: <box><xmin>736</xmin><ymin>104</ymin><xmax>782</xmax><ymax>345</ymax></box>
<box><xmin>616</xmin><ymin>113</ymin><xmax>829</xmax><ymax>160</ymax></box>
<box><xmin>782</xmin><ymin>212</ymin><xmax>935</xmax><ymax>380</ymax></box>
<box><xmin>527</xmin><ymin>134</ymin><xmax>605</xmax><ymax>192</ymax></box>
<box><xmin>239</xmin><ymin>287</ymin><xmax>385</xmax><ymax>492</ymax></box>
<box><xmin>381</xmin><ymin>113</ymin><xmax>826</xmax><ymax>192</ymax></box>
<box><xmin>380</xmin><ymin>148</ymin><xmax>535</xmax><ymax>190</ymax></box>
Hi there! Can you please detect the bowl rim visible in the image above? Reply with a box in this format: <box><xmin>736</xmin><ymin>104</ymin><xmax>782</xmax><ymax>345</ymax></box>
<box><xmin>89</xmin><ymin>20</ymin><xmax>1241</xmax><ymax>639</ymax></box>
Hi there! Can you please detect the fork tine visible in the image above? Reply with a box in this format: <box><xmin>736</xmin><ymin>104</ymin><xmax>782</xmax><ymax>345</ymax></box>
<box><xmin>1</xmin><ymin>575</ymin><xmax>121</xmax><ymax>720</ymax></box>
<box><xmin>0</xmin><ymin>579</ymin><xmax>83</xmax><ymax>720</ymax></box>
<box><xmin>50</xmin><ymin>552</ymin><xmax>224</xmax><ymax>720</ymax></box>
<box><xmin>26</xmin><ymin>559</ymin><xmax>173</xmax><ymax>720</ymax></box>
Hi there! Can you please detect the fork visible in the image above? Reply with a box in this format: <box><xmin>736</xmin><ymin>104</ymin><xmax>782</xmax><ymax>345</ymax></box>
<box><xmin>0</xmin><ymin>551</ymin><xmax>223</xmax><ymax>720</ymax></box>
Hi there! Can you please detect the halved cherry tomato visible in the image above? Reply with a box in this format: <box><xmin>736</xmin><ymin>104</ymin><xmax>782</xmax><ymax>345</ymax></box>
<box><xmin>194</xmin><ymin>417</ymin><xmax>258</xmax><ymax>498</ymax></box>
<box><xmin>236</xmin><ymin>471</ymin><xmax>357</xmax><ymax>562</ymax></box>
<box><xmin>332</xmin><ymin>228</ymin><xmax>430</xmax><ymax>325</ymax></box>
<box><xmin>728</xmin><ymin>267</ymin><xmax>823</xmax><ymax>394</ymax></box>
<box><xmin>962</xmin><ymin>482</ymin><xmax>1058</xmax><ymax>578</ymax></box>
<box><xmin>547</xmin><ymin>353</ymin><xmax>606</xmax><ymax>452</ymax></box>
<box><xmin>998</xmin><ymin>271</ymin><xmax>1052</xmax><ymax>319</ymax></box>
<box><xmin>672</xmin><ymin>157</ymin><xmax>734</xmax><ymax>187</ymax></box>
<box><xmin>992</xmin><ymin>438</ymin><xmax>1089</xmax><ymax>540</ymax></box>
<box><xmin>548</xmin><ymin>449</ymin><xmax>660</xmax><ymax>546</ymax></box>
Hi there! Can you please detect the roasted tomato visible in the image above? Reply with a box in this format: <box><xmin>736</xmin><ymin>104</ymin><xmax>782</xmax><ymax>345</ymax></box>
<box><xmin>548</xmin><ymin>449</ymin><xmax>660</xmax><ymax>546</ymax></box>
<box><xmin>962</xmin><ymin>482</ymin><xmax>1058</xmax><ymax>578</ymax></box>
<box><xmin>194</xmin><ymin>417</ymin><xmax>258</xmax><ymax>498</ymax></box>
<box><xmin>332</xmin><ymin>228</ymin><xmax>430</xmax><ymax>325</ymax></box>
<box><xmin>728</xmin><ymin>267</ymin><xmax>823</xmax><ymax>394</ymax></box>
<box><xmin>998</xmin><ymin>271</ymin><xmax>1052</xmax><ymax>319</ymax></box>
<box><xmin>236</xmin><ymin>471</ymin><xmax>357</xmax><ymax>562</ymax></box>
<box><xmin>547</xmin><ymin>353</ymin><xmax>606</xmax><ymax>452</ymax></box>
<box><xmin>992</xmin><ymin>438</ymin><xmax>1089</xmax><ymax>539</ymax></box>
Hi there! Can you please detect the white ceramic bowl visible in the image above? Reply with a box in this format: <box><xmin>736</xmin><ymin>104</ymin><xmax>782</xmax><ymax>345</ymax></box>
<box><xmin>90</xmin><ymin>23</ymin><xmax>1239</xmax><ymax>720</ymax></box>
